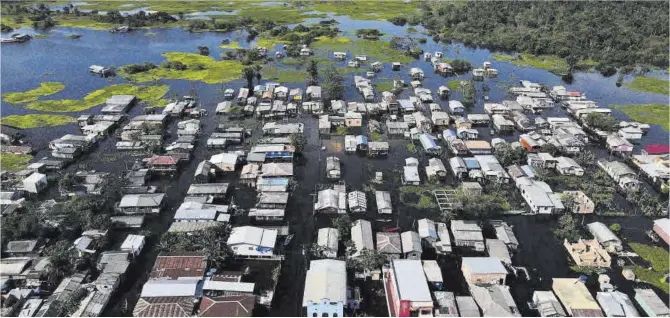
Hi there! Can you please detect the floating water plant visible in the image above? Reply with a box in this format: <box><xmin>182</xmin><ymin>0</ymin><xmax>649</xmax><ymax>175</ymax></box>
<box><xmin>1</xmin><ymin>114</ymin><xmax>76</xmax><ymax>129</ymax></box>
<box><xmin>3</xmin><ymin>82</ymin><xmax>65</xmax><ymax>104</ymax></box>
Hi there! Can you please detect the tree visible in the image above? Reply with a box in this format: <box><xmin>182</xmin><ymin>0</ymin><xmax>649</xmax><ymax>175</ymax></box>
<box><xmin>197</xmin><ymin>45</ymin><xmax>210</xmax><ymax>56</ymax></box>
<box><xmin>322</xmin><ymin>66</ymin><xmax>344</xmax><ymax>100</ymax></box>
<box><xmin>574</xmin><ymin>148</ymin><xmax>596</xmax><ymax>167</ymax></box>
<box><xmin>306</xmin><ymin>59</ymin><xmax>319</xmax><ymax>85</ymax></box>
<box><xmin>609</xmin><ymin>223</ymin><xmax>622</xmax><ymax>234</ymax></box>
<box><xmin>451</xmin><ymin>59</ymin><xmax>472</xmax><ymax>73</ymax></box>
<box><xmin>254</xmin><ymin>64</ymin><xmax>262</xmax><ymax>85</ymax></box>
<box><xmin>584</xmin><ymin>113</ymin><xmax>618</xmax><ymax>132</ymax></box>
<box><xmin>332</xmin><ymin>215</ymin><xmax>352</xmax><ymax>240</ymax></box>
<box><xmin>242</xmin><ymin>67</ymin><xmax>255</xmax><ymax>90</ymax></box>
<box><xmin>552</xmin><ymin>214</ymin><xmax>581</xmax><ymax>242</ymax></box>
<box><xmin>346</xmin><ymin>248</ymin><xmax>387</xmax><ymax>272</ymax></box>
<box><xmin>494</xmin><ymin>143</ymin><xmax>527</xmax><ymax>167</ymax></box>
<box><xmin>44</xmin><ymin>240</ymin><xmax>77</xmax><ymax>287</ymax></box>
<box><xmin>290</xmin><ymin>134</ymin><xmax>307</xmax><ymax>153</ymax></box>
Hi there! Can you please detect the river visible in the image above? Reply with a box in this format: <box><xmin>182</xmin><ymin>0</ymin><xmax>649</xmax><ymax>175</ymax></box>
<box><xmin>1</xmin><ymin>12</ymin><xmax>668</xmax><ymax>317</ymax></box>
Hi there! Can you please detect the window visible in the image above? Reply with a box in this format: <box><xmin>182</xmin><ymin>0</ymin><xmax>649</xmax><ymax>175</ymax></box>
<box><xmin>312</xmin><ymin>313</ymin><xmax>317</xmax><ymax>317</ymax></box>
<box><xmin>248</xmin><ymin>247</ymin><xmax>254</xmax><ymax>250</ymax></box>
<box><xmin>333</xmin><ymin>314</ymin><xmax>338</xmax><ymax>317</ymax></box>
<box><xmin>232</xmin><ymin>247</ymin><xmax>238</xmax><ymax>250</ymax></box>
<box><xmin>322</xmin><ymin>313</ymin><xmax>328</xmax><ymax>317</ymax></box>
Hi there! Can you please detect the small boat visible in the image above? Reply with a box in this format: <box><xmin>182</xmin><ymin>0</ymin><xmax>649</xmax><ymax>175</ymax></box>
<box><xmin>283</xmin><ymin>234</ymin><xmax>294</xmax><ymax>246</ymax></box>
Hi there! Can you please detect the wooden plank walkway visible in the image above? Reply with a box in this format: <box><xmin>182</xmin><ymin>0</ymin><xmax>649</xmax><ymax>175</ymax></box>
<box><xmin>433</xmin><ymin>189</ymin><xmax>458</xmax><ymax>213</ymax></box>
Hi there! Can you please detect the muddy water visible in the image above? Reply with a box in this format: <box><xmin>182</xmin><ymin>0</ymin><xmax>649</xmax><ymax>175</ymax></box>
<box><xmin>2</xmin><ymin>13</ymin><xmax>668</xmax><ymax>317</ymax></box>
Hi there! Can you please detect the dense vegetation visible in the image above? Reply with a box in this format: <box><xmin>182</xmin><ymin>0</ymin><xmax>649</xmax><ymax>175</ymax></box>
<box><xmin>412</xmin><ymin>2</ymin><xmax>669</xmax><ymax>70</ymax></box>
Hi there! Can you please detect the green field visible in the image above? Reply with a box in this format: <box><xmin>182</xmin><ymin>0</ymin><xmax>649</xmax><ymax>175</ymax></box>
<box><xmin>119</xmin><ymin>52</ymin><xmax>245</xmax><ymax>84</ymax></box>
<box><xmin>312</xmin><ymin>37</ymin><xmax>413</xmax><ymax>63</ymax></box>
<box><xmin>626</xmin><ymin>77</ymin><xmax>670</xmax><ymax>95</ymax></box>
<box><xmin>311</xmin><ymin>1</ymin><xmax>419</xmax><ymax>20</ymax></box>
<box><xmin>375</xmin><ymin>81</ymin><xmax>394</xmax><ymax>92</ymax></box>
<box><xmin>1</xmin><ymin>153</ymin><xmax>32</xmax><ymax>172</ymax></box>
<box><xmin>1</xmin><ymin>114</ymin><xmax>76</xmax><ymax>129</ymax></box>
<box><xmin>611</xmin><ymin>104</ymin><xmax>669</xmax><ymax>131</ymax></box>
<box><xmin>261</xmin><ymin>65</ymin><xmax>307</xmax><ymax>83</ymax></box>
<box><xmin>493</xmin><ymin>53</ymin><xmax>597</xmax><ymax>75</ymax></box>
<box><xmin>3</xmin><ymin>82</ymin><xmax>65</xmax><ymax>104</ymax></box>
<box><xmin>26</xmin><ymin>84</ymin><xmax>168</xmax><ymax>112</ymax></box>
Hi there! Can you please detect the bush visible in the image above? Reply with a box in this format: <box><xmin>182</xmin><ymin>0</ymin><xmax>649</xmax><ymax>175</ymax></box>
<box><xmin>609</xmin><ymin>223</ymin><xmax>621</xmax><ymax>234</ymax></box>
<box><xmin>451</xmin><ymin>59</ymin><xmax>472</xmax><ymax>73</ymax></box>
<box><xmin>388</xmin><ymin>16</ymin><xmax>407</xmax><ymax>26</ymax></box>
<box><xmin>123</xmin><ymin>62</ymin><xmax>157</xmax><ymax>74</ymax></box>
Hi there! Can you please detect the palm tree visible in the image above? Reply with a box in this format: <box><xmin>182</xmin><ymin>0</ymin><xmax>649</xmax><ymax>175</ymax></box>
<box><xmin>242</xmin><ymin>67</ymin><xmax>255</xmax><ymax>89</ymax></box>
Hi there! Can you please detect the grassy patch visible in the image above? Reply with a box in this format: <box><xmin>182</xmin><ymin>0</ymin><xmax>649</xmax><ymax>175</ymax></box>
<box><xmin>56</xmin><ymin>16</ymin><xmax>122</xmax><ymax>30</ymax></box>
<box><xmin>407</xmin><ymin>27</ymin><xmax>417</xmax><ymax>33</ymax></box>
<box><xmin>626</xmin><ymin>77</ymin><xmax>670</xmax><ymax>95</ymax></box>
<box><xmin>493</xmin><ymin>53</ymin><xmax>596</xmax><ymax>75</ymax></box>
<box><xmin>1</xmin><ymin>153</ymin><xmax>32</xmax><ymax>172</ymax></box>
<box><xmin>26</xmin><ymin>84</ymin><xmax>168</xmax><ymax>112</ymax></box>
<box><xmin>311</xmin><ymin>1</ymin><xmax>418</xmax><ymax>20</ymax></box>
<box><xmin>399</xmin><ymin>185</ymin><xmax>440</xmax><ymax>209</ymax></box>
<box><xmin>375</xmin><ymin>81</ymin><xmax>394</xmax><ymax>92</ymax></box>
<box><xmin>312</xmin><ymin>36</ymin><xmax>353</xmax><ymax>52</ymax></box>
<box><xmin>611</xmin><ymin>104</ymin><xmax>669</xmax><ymax>131</ymax></box>
<box><xmin>261</xmin><ymin>65</ymin><xmax>307</xmax><ymax>83</ymax></box>
<box><xmin>220</xmin><ymin>40</ymin><xmax>242</xmax><ymax>49</ymax></box>
<box><xmin>406</xmin><ymin>143</ymin><xmax>416</xmax><ymax>153</ymax></box>
<box><xmin>153</xmin><ymin>99</ymin><xmax>171</xmax><ymax>107</ymax></box>
<box><xmin>1</xmin><ymin>114</ymin><xmax>76</xmax><ymax>129</ymax></box>
<box><xmin>3</xmin><ymin>82</ymin><xmax>65</xmax><ymax>104</ymax></box>
<box><xmin>370</xmin><ymin>132</ymin><xmax>383</xmax><ymax>141</ymax></box>
<box><xmin>119</xmin><ymin>52</ymin><xmax>246</xmax><ymax>84</ymax></box>
<box><xmin>333</xmin><ymin>126</ymin><xmax>349</xmax><ymax>135</ymax></box>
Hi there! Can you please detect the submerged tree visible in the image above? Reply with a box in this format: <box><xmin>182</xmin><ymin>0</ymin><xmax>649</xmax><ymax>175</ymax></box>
<box><xmin>322</xmin><ymin>66</ymin><xmax>344</xmax><ymax>100</ymax></box>
<box><xmin>552</xmin><ymin>214</ymin><xmax>581</xmax><ymax>242</ymax></box>
<box><xmin>242</xmin><ymin>67</ymin><xmax>255</xmax><ymax>90</ymax></box>
<box><xmin>306</xmin><ymin>59</ymin><xmax>319</xmax><ymax>85</ymax></box>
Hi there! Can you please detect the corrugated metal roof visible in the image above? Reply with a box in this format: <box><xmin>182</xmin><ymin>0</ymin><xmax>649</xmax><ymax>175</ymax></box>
<box><xmin>141</xmin><ymin>280</ymin><xmax>198</xmax><ymax>298</ymax></box>
<box><xmin>302</xmin><ymin>259</ymin><xmax>346</xmax><ymax>305</ymax></box>
<box><xmin>422</xmin><ymin>260</ymin><xmax>442</xmax><ymax>283</ymax></box>
<box><xmin>392</xmin><ymin>259</ymin><xmax>432</xmax><ymax>302</ymax></box>
<box><xmin>462</xmin><ymin>257</ymin><xmax>507</xmax><ymax>274</ymax></box>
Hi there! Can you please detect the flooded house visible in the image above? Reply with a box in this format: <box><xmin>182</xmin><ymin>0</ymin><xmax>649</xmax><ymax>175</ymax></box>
<box><xmin>492</xmin><ymin>114</ymin><xmax>515</xmax><ymax>133</ymax></box>
<box><xmin>314</xmin><ymin>188</ymin><xmax>346</xmax><ymax>214</ymax></box>
<box><xmin>187</xmin><ymin>183</ymin><xmax>229</xmax><ymax>202</ymax></box>
<box><xmin>344</xmin><ymin>112</ymin><xmax>363</xmax><ymax>128</ymax></box>
<box><xmin>596</xmin><ymin>291</ymin><xmax>640</xmax><ymax>317</ymax></box>
<box><xmin>457</xmin><ymin>127</ymin><xmax>479</xmax><ymax>140</ymax></box>
<box><xmin>449</xmin><ymin>157</ymin><xmax>468</xmax><ymax>180</ymax></box>
<box><xmin>368</xmin><ymin>141</ymin><xmax>389</xmax><ymax>156</ymax></box>
<box><xmin>434</xmin><ymin>62</ymin><xmax>453</xmax><ymax>76</ymax></box>
<box><xmin>410</xmin><ymin>67</ymin><xmax>424</xmax><ymax>80</ymax></box>
<box><xmin>23</xmin><ymin>173</ymin><xmax>47</xmax><ymax>194</ymax></box>
<box><xmin>302</xmin><ymin>259</ymin><xmax>346</xmax><ymax>317</ymax></box>
<box><xmin>634</xmin><ymin>289</ymin><xmax>670</xmax><ymax>317</ymax></box>
<box><xmin>227</xmin><ymin>226</ymin><xmax>277</xmax><ymax>258</ymax></box>
<box><xmin>586</xmin><ymin>222</ymin><xmax>623</xmax><ymax>252</ymax></box>
<box><xmin>143</xmin><ymin>155</ymin><xmax>179</xmax><ymax>174</ymax></box>
<box><xmin>274</xmin><ymin>86</ymin><xmax>289</xmax><ymax>101</ymax></box>
<box><xmin>486</xmin><ymin>239</ymin><xmax>511</xmax><ymax>265</ymax></box>
<box><xmin>326</xmin><ymin>156</ymin><xmax>341</xmax><ymax>180</ymax></box>
<box><xmin>306</xmin><ymin>86</ymin><xmax>322</xmax><ymax>101</ymax></box>
<box><xmin>223</xmin><ymin>88</ymin><xmax>235</xmax><ymax>100</ymax></box>
<box><xmin>431</xmin><ymin>111</ymin><xmax>450</xmax><ymax>127</ymax></box>
<box><xmin>555</xmin><ymin>156</ymin><xmax>584</xmax><ymax>176</ymax></box>
<box><xmin>288</xmin><ymin>88</ymin><xmax>303</xmax><ymax>104</ymax></box>
<box><xmin>375</xmin><ymin>191</ymin><xmax>392</xmax><ymax>214</ymax></box>
<box><xmin>466</xmin><ymin>141</ymin><xmax>493</xmax><ymax>155</ymax></box>
<box><xmin>402</xmin><ymin>163</ymin><xmax>421</xmax><ymax>185</ymax></box>
<box><xmin>552</xmin><ymin>278</ymin><xmax>604</xmax><ymax>317</ymax></box>
<box><xmin>461</xmin><ymin>257</ymin><xmax>507</xmax><ymax>286</ymax></box>
<box><xmin>516</xmin><ymin>177</ymin><xmax>564</xmax><ymax>214</ymax></box>
<box><xmin>419</xmin><ymin>134</ymin><xmax>441</xmax><ymax>155</ymax></box>
<box><xmin>606</xmin><ymin>134</ymin><xmax>634</xmax><ymax>155</ymax></box>
<box><xmin>489</xmin><ymin>220</ymin><xmax>519</xmax><ymax>251</ymax></box>
<box><xmin>448</xmin><ymin>100</ymin><xmax>465</xmax><ymax>115</ymax></box>
<box><xmin>417</xmin><ymin>218</ymin><xmax>438</xmax><ymax>245</ymax></box>
<box><xmin>350</xmin><ymin>219</ymin><xmax>374</xmax><ymax>258</ymax></box>
<box><xmin>262</xmin><ymin>122</ymin><xmax>304</xmax><ymax>136</ymax></box>
<box><xmin>563</xmin><ymin>238</ymin><xmax>611</xmax><ymax>268</ymax></box>
<box><xmin>116</xmin><ymin>193</ymin><xmax>165</xmax><ymax>214</ymax></box>
<box><xmin>529</xmin><ymin>291</ymin><xmax>567</xmax><ymax>317</ymax></box>
<box><xmin>426</xmin><ymin>158</ymin><xmax>447</xmax><ymax>180</ymax></box>
<box><xmin>470</xmin><ymin>285</ymin><xmax>519</xmax><ymax>317</ymax></box>
<box><xmin>316</xmin><ymin>228</ymin><xmax>339</xmax><ymax>259</ymax></box>
<box><xmin>450</xmin><ymin>220</ymin><xmax>485</xmax><ymax>252</ymax></box>
<box><xmin>597</xmin><ymin>159</ymin><xmax>641</xmax><ymax>191</ymax></box>
<box><xmin>261</xmin><ymin>162</ymin><xmax>294</xmax><ymax>180</ymax></box>
<box><xmin>383</xmin><ymin>259</ymin><xmax>434</xmax><ymax>317</ymax></box>
<box><xmin>102</xmin><ymin>95</ymin><xmax>136</xmax><ymax>114</ymax></box>
<box><xmin>210</xmin><ymin>153</ymin><xmax>239</xmax><ymax>172</ymax></box>
<box><xmin>386</xmin><ymin>121</ymin><xmax>409</xmax><ymax>136</ymax></box>
<box><xmin>472</xmin><ymin>68</ymin><xmax>485</xmax><ymax>79</ymax></box>
<box><xmin>347</xmin><ymin>191</ymin><xmax>367</xmax><ymax>213</ymax></box>
<box><xmin>376</xmin><ymin>232</ymin><xmax>402</xmax><ymax>260</ymax></box>
<box><xmin>400</xmin><ymin>231</ymin><xmax>422</xmax><ymax>260</ymax></box>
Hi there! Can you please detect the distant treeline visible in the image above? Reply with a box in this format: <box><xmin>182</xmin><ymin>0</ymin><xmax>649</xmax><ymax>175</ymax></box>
<box><xmin>400</xmin><ymin>2</ymin><xmax>669</xmax><ymax>69</ymax></box>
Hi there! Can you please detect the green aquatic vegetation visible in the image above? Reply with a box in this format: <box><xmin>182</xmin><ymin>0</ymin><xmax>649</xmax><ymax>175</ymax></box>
<box><xmin>399</xmin><ymin>185</ymin><xmax>440</xmax><ymax>209</ymax></box>
<box><xmin>34</xmin><ymin>34</ymin><xmax>50</xmax><ymax>39</ymax></box>
<box><xmin>611</xmin><ymin>104</ymin><xmax>669</xmax><ymax>131</ymax></box>
<box><xmin>493</xmin><ymin>53</ymin><xmax>598</xmax><ymax>75</ymax></box>
<box><xmin>406</xmin><ymin>143</ymin><xmax>416</xmax><ymax>153</ymax></box>
<box><xmin>1</xmin><ymin>153</ymin><xmax>32</xmax><ymax>172</ymax></box>
<box><xmin>628</xmin><ymin>243</ymin><xmax>669</xmax><ymax>293</ymax></box>
<box><xmin>119</xmin><ymin>52</ymin><xmax>246</xmax><ymax>84</ymax></box>
<box><xmin>145</xmin><ymin>32</ymin><xmax>157</xmax><ymax>36</ymax></box>
<box><xmin>333</xmin><ymin>126</ymin><xmax>349</xmax><ymax>135</ymax></box>
<box><xmin>1</xmin><ymin>114</ymin><xmax>76</xmax><ymax>129</ymax></box>
<box><xmin>56</xmin><ymin>16</ymin><xmax>122</xmax><ymax>30</ymax></box>
<box><xmin>26</xmin><ymin>84</ymin><xmax>168</xmax><ymax>112</ymax></box>
<box><xmin>153</xmin><ymin>99</ymin><xmax>171</xmax><ymax>107</ymax></box>
<box><xmin>312</xmin><ymin>37</ymin><xmax>413</xmax><ymax>63</ymax></box>
<box><xmin>3</xmin><ymin>82</ymin><xmax>65</xmax><ymax>104</ymax></box>
<box><xmin>261</xmin><ymin>65</ymin><xmax>308</xmax><ymax>83</ymax></box>
<box><xmin>375</xmin><ymin>81</ymin><xmax>394</xmax><ymax>92</ymax></box>
<box><xmin>626</xmin><ymin>77</ymin><xmax>669</xmax><ymax>95</ymax></box>
<box><xmin>66</xmin><ymin>34</ymin><xmax>82</xmax><ymax>39</ymax></box>
<box><xmin>219</xmin><ymin>40</ymin><xmax>242</xmax><ymax>49</ymax></box>
<box><xmin>447</xmin><ymin>80</ymin><xmax>461</xmax><ymax>90</ymax></box>
<box><xmin>311</xmin><ymin>1</ymin><xmax>419</xmax><ymax>21</ymax></box>
<box><xmin>237</xmin><ymin>6</ymin><xmax>327</xmax><ymax>25</ymax></box>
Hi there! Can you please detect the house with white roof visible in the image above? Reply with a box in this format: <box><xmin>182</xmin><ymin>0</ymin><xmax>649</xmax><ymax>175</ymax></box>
<box><xmin>383</xmin><ymin>259</ymin><xmax>433</xmax><ymax>316</ymax></box>
<box><xmin>227</xmin><ymin>226</ymin><xmax>277</xmax><ymax>258</ymax></box>
<box><xmin>302</xmin><ymin>259</ymin><xmax>347</xmax><ymax>317</ymax></box>
<box><xmin>317</xmin><ymin>228</ymin><xmax>339</xmax><ymax>259</ymax></box>
<box><xmin>350</xmin><ymin>219</ymin><xmax>374</xmax><ymax>258</ymax></box>
<box><xmin>516</xmin><ymin>177</ymin><xmax>564</xmax><ymax>214</ymax></box>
